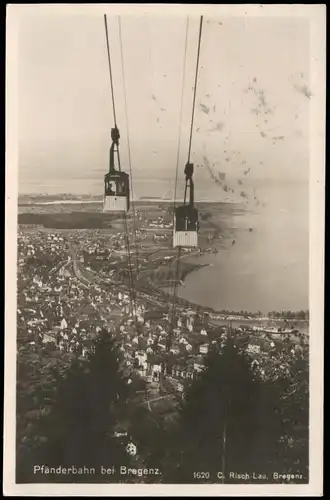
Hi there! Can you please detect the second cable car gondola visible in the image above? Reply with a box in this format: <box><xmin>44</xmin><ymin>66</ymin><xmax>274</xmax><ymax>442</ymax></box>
<box><xmin>173</xmin><ymin>162</ymin><xmax>199</xmax><ymax>248</ymax></box>
<box><xmin>103</xmin><ymin>126</ymin><xmax>130</xmax><ymax>213</ymax></box>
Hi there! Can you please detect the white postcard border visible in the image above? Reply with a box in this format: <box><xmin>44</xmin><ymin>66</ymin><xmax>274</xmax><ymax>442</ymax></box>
<box><xmin>4</xmin><ymin>3</ymin><xmax>325</xmax><ymax>496</ymax></box>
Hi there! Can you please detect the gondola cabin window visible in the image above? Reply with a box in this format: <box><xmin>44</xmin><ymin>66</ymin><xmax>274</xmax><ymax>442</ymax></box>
<box><xmin>105</xmin><ymin>180</ymin><xmax>116</xmax><ymax>195</ymax></box>
<box><xmin>117</xmin><ymin>179</ymin><xmax>126</xmax><ymax>195</ymax></box>
<box><xmin>175</xmin><ymin>214</ymin><xmax>199</xmax><ymax>231</ymax></box>
<box><xmin>103</xmin><ymin>172</ymin><xmax>130</xmax><ymax>213</ymax></box>
<box><xmin>175</xmin><ymin>206</ymin><xmax>199</xmax><ymax>231</ymax></box>
<box><xmin>104</xmin><ymin>175</ymin><xmax>129</xmax><ymax>197</ymax></box>
<box><xmin>173</xmin><ymin>205</ymin><xmax>199</xmax><ymax>248</ymax></box>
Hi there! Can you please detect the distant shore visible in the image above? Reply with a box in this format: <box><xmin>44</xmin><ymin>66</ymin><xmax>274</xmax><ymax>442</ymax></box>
<box><xmin>18</xmin><ymin>194</ymin><xmax>245</xmax><ymax>206</ymax></box>
<box><xmin>17</xmin><ymin>192</ymin><xmax>308</xmax><ymax>319</ymax></box>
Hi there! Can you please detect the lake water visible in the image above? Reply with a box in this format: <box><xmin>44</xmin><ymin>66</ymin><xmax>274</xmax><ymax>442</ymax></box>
<box><xmin>178</xmin><ymin>182</ymin><xmax>309</xmax><ymax>313</ymax></box>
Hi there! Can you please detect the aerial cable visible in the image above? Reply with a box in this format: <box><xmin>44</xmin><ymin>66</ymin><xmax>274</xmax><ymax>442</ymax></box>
<box><xmin>118</xmin><ymin>16</ymin><xmax>140</xmax><ymax>277</ymax></box>
<box><xmin>172</xmin><ymin>16</ymin><xmax>190</xmax><ymax>222</ymax></box>
<box><xmin>167</xmin><ymin>17</ymin><xmax>190</xmax><ymax>347</ymax></box>
<box><xmin>104</xmin><ymin>13</ymin><xmax>121</xmax><ymax>172</ymax></box>
<box><xmin>168</xmin><ymin>16</ymin><xmax>204</xmax><ymax>347</ymax></box>
<box><xmin>104</xmin><ymin>14</ymin><xmax>137</xmax><ymax>327</ymax></box>
<box><xmin>104</xmin><ymin>14</ymin><xmax>118</xmax><ymax>128</ymax></box>
<box><xmin>167</xmin><ymin>15</ymin><xmax>189</xmax><ymax>306</ymax></box>
<box><xmin>117</xmin><ymin>16</ymin><xmax>139</xmax><ymax>321</ymax></box>
<box><xmin>123</xmin><ymin>213</ymin><xmax>138</xmax><ymax>323</ymax></box>
<box><xmin>169</xmin><ymin>247</ymin><xmax>182</xmax><ymax>343</ymax></box>
<box><xmin>187</xmin><ymin>15</ymin><xmax>204</xmax><ymax>164</ymax></box>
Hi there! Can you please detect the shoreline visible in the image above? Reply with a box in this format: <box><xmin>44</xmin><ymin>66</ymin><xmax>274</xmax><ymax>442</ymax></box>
<box><xmin>162</xmin><ymin>258</ymin><xmax>308</xmax><ymax>323</ymax></box>
<box><xmin>17</xmin><ymin>197</ymin><xmax>308</xmax><ymax>320</ymax></box>
<box><xmin>172</xmin><ymin>225</ymin><xmax>308</xmax><ymax>317</ymax></box>
<box><xmin>18</xmin><ymin>196</ymin><xmax>245</xmax><ymax>206</ymax></box>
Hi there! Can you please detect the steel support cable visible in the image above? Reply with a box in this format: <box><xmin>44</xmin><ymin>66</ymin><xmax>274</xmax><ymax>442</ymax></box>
<box><xmin>187</xmin><ymin>15</ymin><xmax>204</xmax><ymax>164</ymax></box>
<box><xmin>104</xmin><ymin>14</ymin><xmax>117</xmax><ymax>127</ymax></box>
<box><xmin>104</xmin><ymin>14</ymin><xmax>121</xmax><ymax>170</ymax></box>
<box><xmin>103</xmin><ymin>219</ymin><xmax>136</xmax><ymax>330</ymax></box>
<box><xmin>167</xmin><ymin>18</ymin><xmax>189</xmax><ymax>350</ymax></box>
<box><xmin>171</xmin><ymin>15</ymin><xmax>189</xmax><ymax>230</ymax></box>
<box><xmin>104</xmin><ymin>14</ymin><xmax>136</xmax><ymax>328</ymax></box>
<box><xmin>167</xmin><ymin>17</ymin><xmax>189</xmax><ymax>334</ymax></box>
<box><xmin>118</xmin><ymin>16</ymin><xmax>140</xmax><ymax>277</ymax></box>
<box><xmin>168</xmin><ymin>248</ymin><xmax>181</xmax><ymax>345</ymax></box>
<box><xmin>123</xmin><ymin>213</ymin><xmax>139</xmax><ymax>331</ymax></box>
<box><xmin>106</xmin><ymin>221</ymin><xmax>126</xmax><ymax>307</ymax></box>
<box><xmin>104</xmin><ymin>13</ymin><xmax>124</xmax><ymax>312</ymax></box>
<box><xmin>106</xmin><ymin>266</ymin><xmax>120</xmax><ymax>308</ymax></box>
<box><xmin>168</xmin><ymin>247</ymin><xmax>182</xmax><ymax>350</ymax></box>
<box><xmin>169</xmin><ymin>16</ymin><xmax>203</xmax><ymax>346</ymax></box>
<box><xmin>114</xmin><ymin>18</ymin><xmax>138</xmax><ymax>329</ymax></box>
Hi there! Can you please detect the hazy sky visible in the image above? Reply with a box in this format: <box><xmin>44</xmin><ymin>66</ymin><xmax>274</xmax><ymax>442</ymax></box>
<box><xmin>18</xmin><ymin>11</ymin><xmax>311</xmax><ymax>193</ymax></box>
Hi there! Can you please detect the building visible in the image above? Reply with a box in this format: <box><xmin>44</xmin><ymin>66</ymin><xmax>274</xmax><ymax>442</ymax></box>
<box><xmin>135</xmin><ymin>351</ymin><xmax>147</xmax><ymax>365</ymax></box>
<box><xmin>199</xmin><ymin>343</ymin><xmax>209</xmax><ymax>355</ymax></box>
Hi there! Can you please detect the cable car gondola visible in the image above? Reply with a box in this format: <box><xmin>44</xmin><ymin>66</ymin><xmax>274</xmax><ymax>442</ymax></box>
<box><xmin>103</xmin><ymin>126</ymin><xmax>130</xmax><ymax>213</ymax></box>
<box><xmin>172</xmin><ymin>15</ymin><xmax>203</xmax><ymax>249</ymax></box>
<box><xmin>173</xmin><ymin>162</ymin><xmax>199</xmax><ymax>248</ymax></box>
<box><xmin>101</xmin><ymin>13</ymin><xmax>139</xmax><ymax>327</ymax></box>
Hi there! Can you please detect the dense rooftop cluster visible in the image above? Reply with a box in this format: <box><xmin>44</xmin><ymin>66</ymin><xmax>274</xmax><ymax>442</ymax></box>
<box><xmin>17</xmin><ymin>229</ymin><xmax>308</xmax><ymax>403</ymax></box>
<box><xmin>16</xmin><ymin>215</ymin><xmax>309</xmax><ymax>485</ymax></box>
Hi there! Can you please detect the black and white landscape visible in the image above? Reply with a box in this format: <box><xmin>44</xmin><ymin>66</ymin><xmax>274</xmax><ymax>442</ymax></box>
<box><xmin>5</xmin><ymin>4</ymin><xmax>325</xmax><ymax>497</ymax></box>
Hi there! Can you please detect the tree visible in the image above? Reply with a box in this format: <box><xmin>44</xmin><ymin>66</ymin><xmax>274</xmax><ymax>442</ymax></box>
<box><xmin>155</xmin><ymin>339</ymin><xmax>286</xmax><ymax>483</ymax></box>
<box><xmin>277</xmin><ymin>350</ymin><xmax>309</xmax><ymax>478</ymax></box>
<box><xmin>296</xmin><ymin>310</ymin><xmax>307</xmax><ymax>320</ymax></box>
<box><xmin>128</xmin><ymin>405</ymin><xmax>168</xmax><ymax>470</ymax></box>
<box><xmin>16</xmin><ymin>330</ymin><xmax>134</xmax><ymax>483</ymax></box>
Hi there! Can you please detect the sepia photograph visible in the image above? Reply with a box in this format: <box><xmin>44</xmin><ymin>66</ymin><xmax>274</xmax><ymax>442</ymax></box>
<box><xmin>4</xmin><ymin>4</ymin><xmax>325</xmax><ymax>496</ymax></box>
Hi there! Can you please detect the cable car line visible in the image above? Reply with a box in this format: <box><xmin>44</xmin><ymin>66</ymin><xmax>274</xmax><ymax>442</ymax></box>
<box><xmin>167</xmin><ymin>15</ymin><xmax>189</xmax><ymax>310</ymax></box>
<box><xmin>173</xmin><ymin>15</ymin><xmax>203</xmax><ymax>249</ymax></box>
<box><xmin>187</xmin><ymin>15</ymin><xmax>204</xmax><ymax>163</ymax></box>
<box><xmin>167</xmin><ymin>246</ymin><xmax>182</xmax><ymax>351</ymax></box>
<box><xmin>104</xmin><ymin>14</ymin><xmax>118</xmax><ymax>130</ymax></box>
<box><xmin>118</xmin><ymin>16</ymin><xmax>140</xmax><ymax>277</ymax></box>
<box><xmin>166</xmin><ymin>17</ymin><xmax>189</xmax><ymax>352</ymax></box>
<box><xmin>171</xmin><ymin>16</ymin><xmax>190</xmax><ymax>226</ymax></box>
<box><xmin>167</xmin><ymin>16</ymin><xmax>204</xmax><ymax>357</ymax></box>
<box><xmin>103</xmin><ymin>14</ymin><xmax>138</xmax><ymax>330</ymax></box>
<box><xmin>168</xmin><ymin>17</ymin><xmax>189</xmax><ymax>349</ymax></box>
<box><xmin>123</xmin><ymin>213</ymin><xmax>138</xmax><ymax>320</ymax></box>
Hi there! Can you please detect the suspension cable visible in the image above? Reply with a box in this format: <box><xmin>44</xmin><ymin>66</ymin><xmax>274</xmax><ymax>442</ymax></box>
<box><xmin>172</xmin><ymin>16</ymin><xmax>190</xmax><ymax>224</ymax></box>
<box><xmin>104</xmin><ymin>14</ymin><xmax>117</xmax><ymax>127</ymax></box>
<box><xmin>187</xmin><ymin>15</ymin><xmax>203</xmax><ymax>164</ymax></box>
<box><xmin>105</xmin><ymin>220</ymin><xmax>135</xmax><ymax>321</ymax></box>
<box><xmin>168</xmin><ymin>247</ymin><xmax>182</xmax><ymax>348</ymax></box>
<box><xmin>167</xmin><ymin>17</ymin><xmax>190</xmax><ymax>351</ymax></box>
<box><xmin>123</xmin><ymin>213</ymin><xmax>138</xmax><ymax>328</ymax></box>
<box><xmin>168</xmin><ymin>16</ymin><xmax>189</xmax><ymax>294</ymax></box>
<box><xmin>103</xmin><ymin>14</ymin><xmax>137</xmax><ymax>329</ymax></box>
<box><xmin>118</xmin><ymin>16</ymin><xmax>140</xmax><ymax>277</ymax></box>
<box><xmin>168</xmin><ymin>16</ymin><xmax>203</xmax><ymax>350</ymax></box>
<box><xmin>104</xmin><ymin>14</ymin><xmax>121</xmax><ymax>171</ymax></box>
